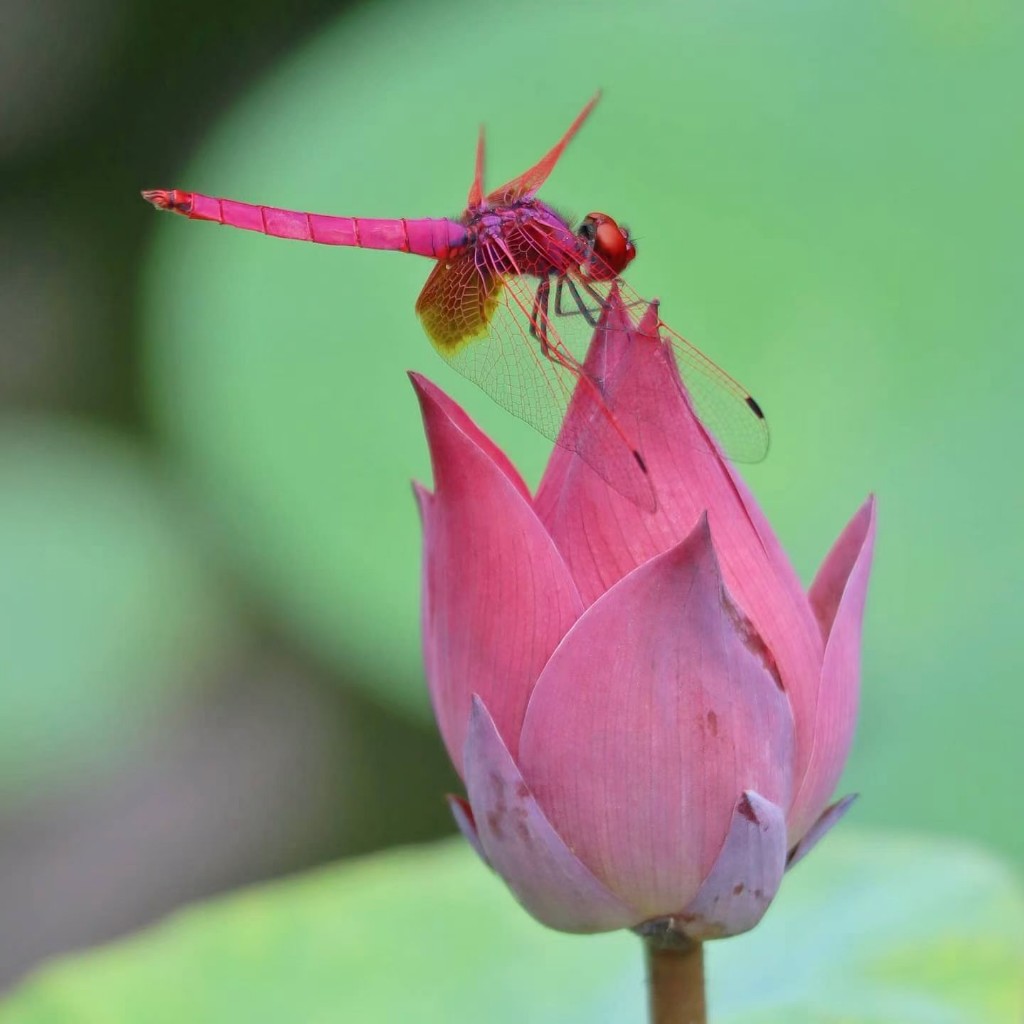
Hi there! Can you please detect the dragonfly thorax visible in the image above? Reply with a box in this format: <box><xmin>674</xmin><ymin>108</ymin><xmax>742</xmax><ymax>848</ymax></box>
<box><xmin>464</xmin><ymin>199</ymin><xmax>587</xmax><ymax>281</ymax></box>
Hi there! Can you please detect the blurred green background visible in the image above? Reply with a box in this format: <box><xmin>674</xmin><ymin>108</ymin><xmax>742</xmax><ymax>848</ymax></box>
<box><xmin>1</xmin><ymin>0</ymin><xmax>1021</xmax><ymax>994</ymax></box>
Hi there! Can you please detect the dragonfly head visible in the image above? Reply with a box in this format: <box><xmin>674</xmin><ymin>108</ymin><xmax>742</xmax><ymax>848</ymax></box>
<box><xmin>578</xmin><ymin>212</ymin><xmax>636</xmax><ymax>281</ymax></box>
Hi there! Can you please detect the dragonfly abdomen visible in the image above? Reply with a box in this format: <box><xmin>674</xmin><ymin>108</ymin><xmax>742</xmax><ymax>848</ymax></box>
<box><xmin>142</xmin><ymin>189</ymin><xmax>467</xmax><ymax>259</ymax></box>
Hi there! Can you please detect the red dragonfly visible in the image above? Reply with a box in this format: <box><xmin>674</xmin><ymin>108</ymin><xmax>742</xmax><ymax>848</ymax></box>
<box><xmin>143</xmin><ymin>95</ymin><xmax>767</xmax><ymax>507</ymax></box>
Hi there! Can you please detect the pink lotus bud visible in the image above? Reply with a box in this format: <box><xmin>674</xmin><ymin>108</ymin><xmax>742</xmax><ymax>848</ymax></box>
<box><xmin>412</xmin><ymin>293</ymin><xmax>876</xmax><ymax>939</ymax></box>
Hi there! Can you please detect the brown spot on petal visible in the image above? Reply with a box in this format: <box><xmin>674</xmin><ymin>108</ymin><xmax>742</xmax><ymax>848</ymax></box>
<box><xmin>706</xmin><ymin>709</ymin><xmax>719</xmax><ymax>737</ymax></box>
<box><xmin>737</xmin><ymin>794</ymin><xmax>758</xmax><ymax>824</ymax></box>
<box><xmin>511</xmin><ymin>797</ymin><xmax>533</xmax><ymax>848</ymax></box>
<box><xmin>486</xmin><ymin>770</ymin><xmax>507</xmax><ymax>840</ymax></box>
<box><xmin>722</xmin><ymin>593</ymin><xmax>785</xmax><ymax>692</ymax></box>
<box><xmin>732</xmin><ymin>883</ymin><xmax>745</xmax><ymax>895</ymax></box>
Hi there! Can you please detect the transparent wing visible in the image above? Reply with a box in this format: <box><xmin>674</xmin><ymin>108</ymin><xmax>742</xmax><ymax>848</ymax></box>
<box><xmin>415</xmin><ymin>243</ymin><xmax>654</xmax><ymax>508</ymax></box>
<box><xmin>585</xmin><ymin>277</ymin><xmax>769</xmax><ymax>464</ymax></box>
<box><xmin>637</xmin><ymin>295</ymin><xmax>769</xmax><ymax>464</ymax></box>
<box><xmin>504</xmin><ymin>226</ymin><xmax>771</xmax><ymax>465</ymax></box>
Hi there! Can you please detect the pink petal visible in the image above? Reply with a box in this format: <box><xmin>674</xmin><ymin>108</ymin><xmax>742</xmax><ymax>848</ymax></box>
<box><xmin>538</xmin><ymin>286</ymin><xmax>657</xmax><ymax>512</ymax></box>
<box><xmin>412</xmin><ymin>375</ymin><xmax>584</xmax><ymax>777</ymax></box>
<box><xmin>786</xmin><ymin>794</ymin><xmax>857</xmax><ymax>870</ymax></box>
<box><xmin>533</xmin><ymin>299</ymin><xmax>823</xmax><ymax>803</ymax></box>
<box><xmin>675</xmin><ymin>791</ymin><xmax>788</xmax><ymax>940</ymax></box>
<box><xmin>518</xmin><ymin>516</ymin><xmax>794</xmax><ymax>918</ymax></box>
<box><xmin>447</xmin><ymin>794</ymin><xmax>489</xmax><ymax>867</ymax></box>
<box><xmin>410</xmin><ymin>371</ymin><xmax>531</xmax><ymax>502</ymax></box>
<box><xmin>464</xmin><ymin>696</ymin><xmax>638</xmax><ymax>933</ymax></box>
<box><xmin>789</xmin><ymin>497</ymin><xmax>877</xmax><ymax>841</ymax></box>
<box><xmin>808</xmin><ymin>496</ymin><xmax>877</xmax><ymax>641</ymax></box>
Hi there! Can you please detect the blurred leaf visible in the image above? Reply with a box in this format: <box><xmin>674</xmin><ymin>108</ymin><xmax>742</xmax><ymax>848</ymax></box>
<box><xmin>1</xmin><ymin>830</ymin><xmax>1021</xmax><ymax>1022</ymax></box>
<box><xmin>0</xmin><ymin>418</ymin><xmax>236</xmax><ymax>802</ymax></box>
<box><xmin>142</xmin><ymin>0</ymin><xmax>1024</xmax><ymax>860</ymax></box>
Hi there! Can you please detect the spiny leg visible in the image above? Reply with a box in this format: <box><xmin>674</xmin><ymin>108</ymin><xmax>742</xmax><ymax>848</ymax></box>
<box><xmin>578</xmin><ymin>276</ymin><xmax>616</xmax><ymax>311</ymax></box>
<box><xmin>529</xmin><ymin>277</ymin><xmax>587</xmax><ymax>376</ymax></box>
<box><xmin>554</xmin><ymin>275</ymin><xmax>602</xmax><ymax>325</ymax></box>
<box><xmin>583</xmin><ymin>274</ymin><xmax>646</xmax><ymax>317</ymax></box>
<box><xmin>529</xmin><ymin>277</ymin><xmax>554</xmax><ymax>357</ymax></box>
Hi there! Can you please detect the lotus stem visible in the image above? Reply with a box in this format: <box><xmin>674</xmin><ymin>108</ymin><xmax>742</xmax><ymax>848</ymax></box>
<box><xmin>644</xmin><ymin>935</ymin><xmax>706</xmax><ymax>1024</ymax></box>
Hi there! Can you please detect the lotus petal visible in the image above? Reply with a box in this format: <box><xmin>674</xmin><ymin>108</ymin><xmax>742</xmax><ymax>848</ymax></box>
<box><xmin>412</xmin><ymin>374</ymin><xmax>583</xmax><ymax>776</ymax></box>
<box><xmin>787</xmin><ymin>794</ymin><xmax>858</xmax><ymax>870</ymax></box>
<box><xmin>518</xmin><ymin>516</ymin><xmax>794</xmax><ymax>917</ymax></box>
<box><xmin>675</xmin><ymin>790</ymin><xmax>788</xmax><ymax>940</ymax></box>
<box><xmin>789</xmin><ymin>497</ymin><xmax>877</xmax><ymax>841</ymax></box>
<box><xmin>534</xmin><ymin>299</ymin><xmax>823</xmax><ymax>799</ymax></box>
<box><xmin>463</xmin><ymin>696</ymin><xmax>637</xmax><ymax>933</ymax></box>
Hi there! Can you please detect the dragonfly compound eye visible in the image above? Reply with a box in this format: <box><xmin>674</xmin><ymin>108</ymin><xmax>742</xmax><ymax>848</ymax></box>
<box><xmin>580</xmin><ymin>212</ymin><xmax>637</xmax><ymax>280</ymax></box>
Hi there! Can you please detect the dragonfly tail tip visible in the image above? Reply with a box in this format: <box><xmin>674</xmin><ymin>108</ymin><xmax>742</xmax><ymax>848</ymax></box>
<box><xmin>141</xmin><ymin>188</ymin><xmax>191</xmax><ymax>213</ymax></box>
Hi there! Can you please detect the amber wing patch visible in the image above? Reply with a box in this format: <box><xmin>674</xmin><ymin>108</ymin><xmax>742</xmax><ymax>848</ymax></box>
<box><xmin>416</xmin><ymin>251</ymin><xmax>502</xmax><ymax>355</ymax></box>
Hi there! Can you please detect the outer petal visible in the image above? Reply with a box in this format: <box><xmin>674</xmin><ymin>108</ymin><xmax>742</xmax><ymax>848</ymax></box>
<box><xmin>675</xmin><ymin>791</ymin><xmax>788</xmax><ymax>940</ymax></box>
<box><xmin>786</xmin><ymin>794</ymin><xmax>857</xmax><ymax>870</ymax></box>
<box><xmin>518</xmin><ymin>516</ymin><xmax>794</xmax><ymax>918</ymax></box>
<box><xmin>533</xmin><ymin>299</ymin><xmax>823</xmax><ymax>806</ymax></box>
<box><xmin>410</xmin><ymin>372</ymin><xmax>532</xmax><ymax>502</ymax></box>
<box><xmin>446</xmin><ymin>794</ymin><xmax>488</xmax><ymax>866</ymax></box>
<box><xmin>789</xmin><ymin>496</ymin><xmax>877</xmax><ymax>841</ymax></box>
<box><xmin>464</xmin><ymin>696</ymin><xmax>638</xmax><ymax>933</ymax></box>
<box><xmin>412</xmin><ymin>374</ymin><xmax>583</xmax><ymax>777</ymax></box>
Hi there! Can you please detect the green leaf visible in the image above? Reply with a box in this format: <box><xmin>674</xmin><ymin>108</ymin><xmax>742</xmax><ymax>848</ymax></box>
<box><xmin>2</xmin><ymin>830</ymin><xmax>1021</xmax><ymax>1022</ymax></box>
<box><xmin>0</xmin><ymin>418</ymin><xmax>237</xmax><ymax>803</ymax></box>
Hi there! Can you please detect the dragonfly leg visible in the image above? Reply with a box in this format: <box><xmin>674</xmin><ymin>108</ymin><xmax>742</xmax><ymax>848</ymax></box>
<box><xmin>579</xmin><ymin>275</ymin><xmax>647</xmax><ymax>318</ymax></box>
<box><xmin>529</xmin><ymin>278</ymin><xmax>555</xmax><ymax>356</ymax></box>
<box><xmin>529</xmin><ymin>277</ymin><xmax>587</xmax><ymax>374</ymax></box>
<box><xmin>555</xmin><ymin>276</ymin><xmax>601</xmax><ymax>326</ymax></box>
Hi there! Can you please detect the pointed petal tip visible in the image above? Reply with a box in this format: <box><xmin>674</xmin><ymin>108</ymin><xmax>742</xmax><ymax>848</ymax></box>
<box><xmin>408</xmin><ymin>369</ymin><xmax>437</xmax><ymax>403</ymax></box>
<box><xmin>809</xmin><ymin>494</ymin><xmax>878</xmax><ymax>643</ymax></box>
<box><xmin>409</xmin><ymin>372</ymin><xmax>532</xmax><ymax>501</ymax></box>
<box><xmin>411</xmin><ymin>479</ymin><xmax>433</xmax><ymax>521</ymax></box>
<box><xmin>447</xmin><ymin>793</ymin><xmax>489</xmax><ymax>866</ymax></box>
<box><xmin>693</xmin><ymin>507</ymin><xmax>711</xmax><ymax>540</ymax></box>
<box><xmin>468</xmin><ymin>691</ymin><xmax>487</xmax><ymax>720</ymax></box>
<box><xmin>788</xmin><ymin>498</ymin><xmax>875</xmax><ymax>838</ymax></box>
<box><xmin>669</xmin><ymin>509</ymin><xmax>721</xmax><ymax>580</ymax></box>
<box><xmin>636</xmin><ymin>298</ymin><xmax>661</xmax><ymax>336</ymax></box>
<box><xmin>787</xmin><ymin>793</ymin><xmax>858</xmax><ymax>870</ymax></box>
<box><xmin>674</xmin><ymin>790</ymin><xmax>788</xmax><ymax>941</ymax></box>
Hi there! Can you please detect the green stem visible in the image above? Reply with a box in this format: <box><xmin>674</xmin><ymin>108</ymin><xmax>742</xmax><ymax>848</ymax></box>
<box><xmin>644</xmin><ymin>937</ymin><xmax>706</xmax><ymax>1024</ymax></box>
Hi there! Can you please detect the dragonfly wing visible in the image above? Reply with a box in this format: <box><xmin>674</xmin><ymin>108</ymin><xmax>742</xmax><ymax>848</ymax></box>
<box><xmin>651</xmin><ymin>318</ymin><xmax>770</xmax><ymax>464</ymax></box>
<box><xmin>558</xmin><ymin>270</ymin><xmax>770</xmax><ymax>465</ymax></box>
<box><xmin>418</xmin><ymin>250</ymin><xmax>576</xmax><ymax>439</ymax></box>
<box><xmin>416</xmin><ymin>250</ymin><xmax>501</xmax><ymax>353</ymax></box>
<box><xmin>495</xmin><ymin>218</ymin><xmax>768</xmax><ymax>466</ymax></box>
<box><xmin>486</xmin><ymin>94</ymin><xmax>600</xmax><ymax>204</ymax></box>
<box><xmin>418</xmin><ymin>253</ymin><xmax>653</xmax><ymax>507</ymax></box>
